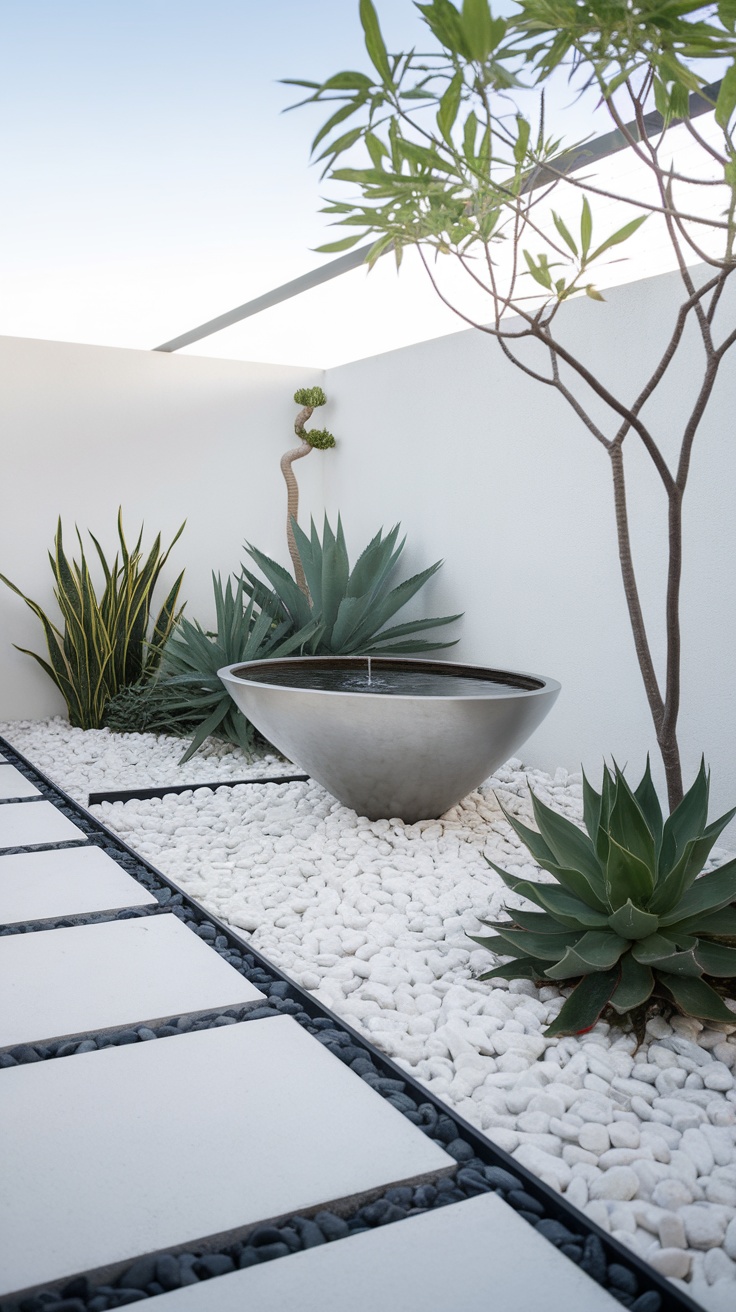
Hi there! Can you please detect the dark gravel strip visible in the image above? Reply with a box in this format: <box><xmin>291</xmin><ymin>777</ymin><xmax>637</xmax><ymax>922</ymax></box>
<box><xmin>0</xmin><ymin>795</ymin><xmax>46</xmax><ymax>804</ymax></box>
<box><xmin>0</xmin><ymin>735</ymin><xmax>702</xmax><ymax>1312</ymax></box>
<box><xmin>87</xmin><ymin>774</ymin><xmax>310</xmax><ymax>805</ymax></box>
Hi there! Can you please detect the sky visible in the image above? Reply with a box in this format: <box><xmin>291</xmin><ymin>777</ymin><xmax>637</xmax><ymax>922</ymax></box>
<box><xmin>0</xmin><ymin>2</ymin><xmax>723</xmax><ymax>368</ymax></box>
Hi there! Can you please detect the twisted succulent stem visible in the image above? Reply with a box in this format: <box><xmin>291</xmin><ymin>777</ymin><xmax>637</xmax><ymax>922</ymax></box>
<box><xmin>281</xmin><ymin>402</ymin><xmax>315</xmax><ymax>596</ymax></box>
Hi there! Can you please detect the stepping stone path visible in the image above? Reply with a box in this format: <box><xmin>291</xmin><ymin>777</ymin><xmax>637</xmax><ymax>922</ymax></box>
<box><xmin>0</xmin><ymin>798</ymin><xmax>86</xmax><ymax>848</ymax></box>
<box><xmin>0</xmin><ymin>764</ymin><xmax>41</xmax><ymax>799</ymax></box>
<box><xmin>0</xmin><ymin>1018</ymin><xmax>453</xmax><ymax>1296</ymax></box>
<box><xmin>0</xmin><ymin>915</ymin><xmax>266</xmax><ymax>1049</ymax></box>
<box><xmin>1</xmin><ymin>741</ymin><xmax>678</xmax><ymax>1311</ymax></box>
<box><xmin>151</xmin><ymin>1192</ymin><xmax>618</xmax><ymax>1312</ymax></box>
<box><xmin>0</xmin><ymin>845</ymin><xmax>158</xmax><ymax>925</ymax></box>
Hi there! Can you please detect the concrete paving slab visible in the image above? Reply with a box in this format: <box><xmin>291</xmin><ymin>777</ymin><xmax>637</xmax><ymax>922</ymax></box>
<box><xmin>0</xmin><ymin>845</ymin><xmax>158</xmax><ymax>925</ymax></box>
<box><xmin>0</xmin><ymin>765</ymin><xmax>41</xmax><ymax>799</ymax></box>
<box><xmin>152</xmin><ymin>1192</ymin><xmax>619</xmax><ymax>1312</ymax></box>
<box><xmin>0</xmin><ymin>800</ymin><xmax>86</xmax><ymax>849</ymax></box>
<box><xmin>0</xmin><ymin>914</ymin><xmax>266</xmax><ymax>1049</ymax></box>
<box><xmin>0</xmin><ymin>1016</ymin><xmax>453</xmax><ymax>1296</ymax></box>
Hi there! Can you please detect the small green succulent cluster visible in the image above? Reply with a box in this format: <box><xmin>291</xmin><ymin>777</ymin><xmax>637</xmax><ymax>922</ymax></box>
<box><xmin>473</xmin><ymin>761</ymin><xmax>736</xmax><ymax>1037</ymax></box>
<box><xmin>294</xmin><ymin>386</ymin><xmax>326</xmax><ymax>408</ymax></box>
<box><xmin>305</xmin><ymin>427</ymin><xmax>336</xmax><ymax>450</ymax></box>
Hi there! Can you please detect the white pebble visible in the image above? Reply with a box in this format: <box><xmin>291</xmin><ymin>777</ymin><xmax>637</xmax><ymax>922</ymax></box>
<box><xmin>648</xmin><ymin>1248</ymin><xmax>691</xmax><ymax>1279</ymax></box>
<box><xmin>589</xmin><ymin>1167</ymin><xmax>639</xmax><ymax>1201</ymax></box>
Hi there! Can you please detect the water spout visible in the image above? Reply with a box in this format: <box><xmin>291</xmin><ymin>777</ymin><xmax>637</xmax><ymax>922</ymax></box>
<box><xmin>367</xmin><ymin>656</ymin><xmax>372</xmax><ymax>685</ymax></box>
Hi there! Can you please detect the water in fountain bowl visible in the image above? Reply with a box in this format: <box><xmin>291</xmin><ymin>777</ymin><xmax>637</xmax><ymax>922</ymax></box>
<box><xmin>238</xmin><ymin>661</ymin><xmax>541</xmax><ymax>698</ymax></box>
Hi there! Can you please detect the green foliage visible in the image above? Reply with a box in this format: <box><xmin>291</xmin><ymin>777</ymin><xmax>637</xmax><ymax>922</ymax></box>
<box><xmin>241</xmin><ymin>514</ymin><xmax>462</xmax><ymax>655</ymax></box>
<box><xmin>294</xmin><ymin>386</ymin><xmax>327</xmax><ymax>407</ymax></box>
<box><xmin>102</xmin><ymin>679</ymin><xmax>201</xmax><ymax>739</ymax></box>
<box><xmin>305</xmin><ymin>427</ymin><xmax>337</xmax><ymax>450</ymax></box>
<box><xmin>284</xmin><ymin>1</ymin><xmax>735</xmax><ymax>294</ymax></box>
<box><xmin>146</xmin><ymin>573</ymin><xmax>319</xmax><ymax>764</ymax></box>
<box><xmin>0</xmin><ymin>512</ymin><xmax>185</xmax><ymax>730</ymax></box>
<box><xmin>472</xmin><ymin>760</ymin><xmax>736</xmax><ymax>1035</ymax></box>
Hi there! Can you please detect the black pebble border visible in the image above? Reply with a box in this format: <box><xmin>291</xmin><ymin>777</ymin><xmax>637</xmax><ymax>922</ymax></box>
<box><xmin>0</xmin><ymin>738</ymin><xmax>703</xmax><ymax>1312</ymax></box>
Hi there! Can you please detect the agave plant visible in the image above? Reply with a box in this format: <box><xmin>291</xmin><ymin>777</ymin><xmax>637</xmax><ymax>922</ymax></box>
<box><xmin>0</xmin><ymin>512</ymin><xmax>185</xmax><ymax>729</ymax></box>
<box><xmin>132</xmin><ymin>573</ymin><xmax>318</xmax><ymax>763</ymax></box>
<box><xmin>241</xmin><ymin>514</ymin><xmax>461</xmax><ymax>655</ymax></box>
<box><xmin>472</xmin><ymin>761</ymin><xmax>736</xmax><ymax>1037</ymax></box>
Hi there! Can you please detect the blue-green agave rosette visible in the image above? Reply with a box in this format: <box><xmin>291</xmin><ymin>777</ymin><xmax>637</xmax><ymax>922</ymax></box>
<box><xmin>472</xmin><ymin>761</ymin><xmax>736</xmax><ymax>1037</ymax></box>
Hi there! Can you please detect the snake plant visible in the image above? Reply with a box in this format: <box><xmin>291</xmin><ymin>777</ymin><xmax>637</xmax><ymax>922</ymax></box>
<box><xmin>472</xmin><ymin>761</ymin><xmax>736</xmax><ymax>1036</ymax></box>
<box><xmin>0</xmin><ymin>512</ymin><xmax>185</xmax><ymax>729</ymax></box>
<box><xmin>241</xmin><ymin>514</ymin><xmax>461</xmax><ymax>655</ymax></box>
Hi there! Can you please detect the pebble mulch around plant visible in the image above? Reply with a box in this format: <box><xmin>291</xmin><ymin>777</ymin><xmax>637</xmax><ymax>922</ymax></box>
<box><xmin>2</xmin><ymin>722</ymin><xmax>735</xmax><ymax>1312</ymax></box>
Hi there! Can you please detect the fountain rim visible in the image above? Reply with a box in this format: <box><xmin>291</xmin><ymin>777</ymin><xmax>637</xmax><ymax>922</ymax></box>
<box><xmin>218</xmin><ymin>655</ymin><xmax>561</xmax><ymax>702</ymax></box>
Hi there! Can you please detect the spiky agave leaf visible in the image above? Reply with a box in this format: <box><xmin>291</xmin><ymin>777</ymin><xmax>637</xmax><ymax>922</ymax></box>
<box><xmin>473</xmin><ymin>760</ymin><xmax>736</xmax><ymax>1035</ymax></box>
<box><xmin>241</xmin><ymin>514</ymin><xmax>462</xmax><ymax>655</ymax></box>
<box><xmin>135</xmin><ymin>573</ymin><xmax>320</xmax><ymax>763</ymax></box>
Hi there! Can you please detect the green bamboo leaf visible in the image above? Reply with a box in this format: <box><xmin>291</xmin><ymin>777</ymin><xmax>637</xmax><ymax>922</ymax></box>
<box><xmin>719</xmin><ymin>0</ymin><xmax>736</xmax><ymax>33</ymax></box>
<box><xmin>589</xmin><ymin>215</ymin><xmax>648</xmax><ymax>262</ymax></box>
<box><xmin>461</xmin><ymin>0</ymin><xmax>494</xmax><ymax>59</ymax></box>
<box><xmin>463</xmin><ymin>109</ymin><xmax>479</xmax><ymax>162</ymax></box>
<box><xmin>544</xmin><ymin>969</ymin><xmax>619</xmax><ymax>1037</ymax></box>
<box><xmin>523</xmin><ymin>250</ymin><xmax>553</xmax><ymax>289</ymax></box>
<box><xmin>715</xmin><ymin>64</ymin><xmax>736</xmax><ymax>127</ymax></box>
<box><xmin>437</xmin><ymin>72</ymin><xmax>463</xmax><ymax>143</ymax></box>
<box><xmin>320</xmin><ymin>71</ymin><xmax>374</xmax><ymax>92</ymax></box>
<box><xmin>552</xmin><ymin>211</ymin><xmax>578</xmax><ymax>256</ymax></box>
<box><xmin>513</xmin><ymin>115</ymin><xmax>530</xmax><ymax>164</ymax></box>
<box><xmin>580</xmin><ymin>197</ymin><xmax>592</xmax><ymax>260</ymax></box>
<box><xmin>311</xmin><ymin>98</ymin><xmax>365</xmax><ymax>154</ymax></box>
<box><xmin>359</xmin><ymin>0</ymin><xmax>392</xmax><ymax>83</ymax></box>
<box><xmin>316</xmin><ymin>127</ymin><xmax>365</xmax><ymax>167</ymax></box>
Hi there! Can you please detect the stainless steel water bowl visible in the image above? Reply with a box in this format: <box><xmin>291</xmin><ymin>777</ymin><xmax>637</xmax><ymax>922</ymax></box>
<box><xmin>219</xmin><ymin>656</ymin><xmax>560</xmax><ymax>823</ymax></box>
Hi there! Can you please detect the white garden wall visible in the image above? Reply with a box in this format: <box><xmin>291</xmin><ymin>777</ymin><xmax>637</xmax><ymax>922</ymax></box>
<box><xmin>323</xmin><ymin>266</ymin><xmax>736</xmax><ymax>821</ymax></box>
<box><xmin>1</xmin><ymin>265</ymin><xmax>734</xmax><ymax>825</ymax></box>
<box><xmin>0</xmin><ymin>336</ymin><xmax>323</xmax><ymax>719</ymax></box>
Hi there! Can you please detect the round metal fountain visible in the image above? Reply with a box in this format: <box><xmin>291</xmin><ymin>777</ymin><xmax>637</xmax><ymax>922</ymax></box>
<box><xmin>219</xmin><ymin>656</ymin><xmax>560</xmax><ymax>823</ymax></box>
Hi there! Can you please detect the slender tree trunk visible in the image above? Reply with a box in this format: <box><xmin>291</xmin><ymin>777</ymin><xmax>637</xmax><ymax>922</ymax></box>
<box><xmin>280</xmin><ymin>403</ymin><xmax>314</xmax><ymax>596</ymax></box>
<box><xmin>661</xmin><ymin>491</ymin><xmax>684</xmax><ymax>811</ymax></box>
<box><xmin>609</xmin><ymin>445</ymin><xmax>684</xmax><ymax>810</ymax></box>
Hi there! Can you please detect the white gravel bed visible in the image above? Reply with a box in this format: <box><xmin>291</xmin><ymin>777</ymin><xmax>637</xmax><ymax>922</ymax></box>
<box><xmin>0</xmin><ymin>717</ymin><xmax>293</xmax><ymax>804</ymax></box>
<box><xmin>3</xmin><ymin>719</ymin><xmax>736</xmax><ymax>1309</ymax></box>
